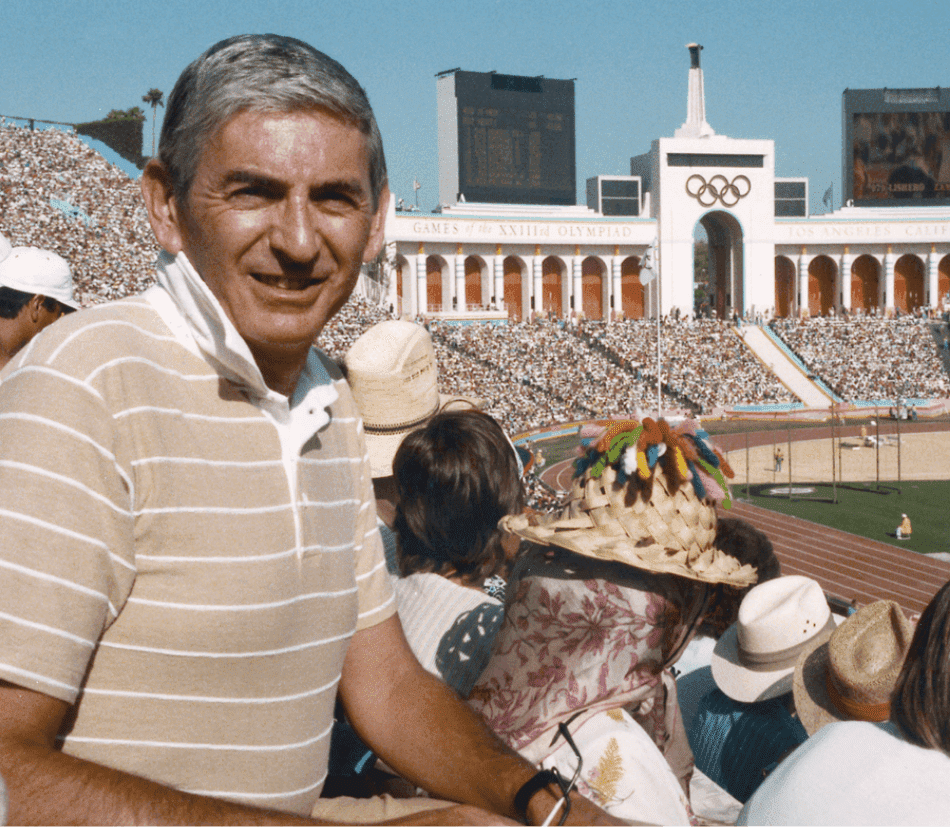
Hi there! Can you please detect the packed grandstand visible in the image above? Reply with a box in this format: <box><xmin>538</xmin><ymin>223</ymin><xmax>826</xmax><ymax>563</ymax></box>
<box><xmin>4</xmin><ymin>122</ymin><xmax>950</xmax><ymax>439</ymax></box>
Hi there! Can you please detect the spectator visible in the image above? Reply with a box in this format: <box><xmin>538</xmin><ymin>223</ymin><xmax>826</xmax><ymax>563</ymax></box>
<box><xmin>390</xmin><ymin>408</ymin><xmax>523</xmax><ymax>697</ymax></box>
<box><xmin>739</xmin><ymin>593</ymin><xmax>942</xmax><ymax>825</ymax></box>
<box><xmin>470</xmin><ymin>418</ymin><xmax>759</xmax><ymax>824</ymax></box>
<box><xmin>0</xmin><ymin>246</ymin><xmax>78</xmax><ymax>368</ymax></box>
<box><xmin>0</xmin><ymin>34</ymin><xmax>615</xmax><ymax>826</ymax></box>
<box><xmin>691</xmin><ymin>576</ymin><xmax>835</xmax><ymax>803</ymax></box>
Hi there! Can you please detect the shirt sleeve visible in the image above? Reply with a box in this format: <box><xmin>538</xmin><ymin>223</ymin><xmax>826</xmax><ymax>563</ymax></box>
<box><xmin>0</xmin><ymin>356</ymin><xmax>136</xmax><ymax>702</ymax></box>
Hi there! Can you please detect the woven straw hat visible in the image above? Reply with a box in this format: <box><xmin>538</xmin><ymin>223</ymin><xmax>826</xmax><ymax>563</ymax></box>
<box><xmin>793</xmin><ymin>599</ymin><xmax>914</xmax><ymax>735</ymax></box>
<box><xmin>344</xmin><ymin>320</ymin><xmax>479</xmax><ymax>477</ymax></box>
<box><xmin>711</xmin><ymin>575</ymin><xmax>839</xmax><ymax>703</ymax></box>
<box><xmin>502</xmin><ymin>419</ymin><xmax>757</xmax><ymax>587</ymax></box>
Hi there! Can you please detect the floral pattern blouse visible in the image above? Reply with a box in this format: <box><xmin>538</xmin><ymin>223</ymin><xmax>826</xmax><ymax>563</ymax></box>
<box><xmin>468</xmin><ymin>548</ymin><xmax>710</xmax><ymax>762</ymax></box>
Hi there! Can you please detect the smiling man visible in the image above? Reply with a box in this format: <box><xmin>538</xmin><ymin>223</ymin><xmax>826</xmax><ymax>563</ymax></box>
<box><xmin>0</xmin><ymin>35</ymin><xmax>616</xmax><ymax>826</ymax></box>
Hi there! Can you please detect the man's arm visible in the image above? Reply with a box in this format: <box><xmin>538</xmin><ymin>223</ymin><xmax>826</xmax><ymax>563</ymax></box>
<box><xmin>339</xmin><ymin>615</ymin><xmax>621</xmax><ymax>826</ymax></box>
<box><xmin>0</xmin><ymin>680</ymin><xmax>330</xmax><ymax>826</ymax></box>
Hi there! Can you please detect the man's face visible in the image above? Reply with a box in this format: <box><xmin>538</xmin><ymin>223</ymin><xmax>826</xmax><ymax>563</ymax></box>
<box><xmin>0</xmin><ymin>298</ymin><xmax>66</xmax><ymax>370</ymax></box>
<box><xmin>164</xmin><ymin>109</ymin><xmax>386</xmax><ymax>372</ymax></box>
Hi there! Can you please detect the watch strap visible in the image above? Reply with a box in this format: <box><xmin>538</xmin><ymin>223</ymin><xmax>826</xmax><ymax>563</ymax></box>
<box><xmin>513</xmin><ymin>769</ymin><xmax>563</xmax><ymax>824</ymax></box>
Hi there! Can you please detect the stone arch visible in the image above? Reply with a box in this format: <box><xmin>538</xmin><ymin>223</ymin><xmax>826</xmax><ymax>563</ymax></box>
<box><xmin>425</xmin><ymin>255</ymin><xmax>447</xmax><ymax>313</ymax></box>
<box><xmin>697</xmin><ymin>211</ymin><xmax>744</xmax><ymax>317</ymax></box>
<box><xmin>894</xmin><ymin>254</ymin><xmax>925</xmax><ymax>313</ymax></box>
<box><xmin>620</xmin><ymin>256</ymin><xmax>644</xmax><ymax>319</ymax></box>
<box><xmin>774</xmin><ymin>256</ymin><xmax>795</xmax><ymax>318</ymax></box>
<box><xmin>808</xmin><ymin>255</ymin><xmax>837</xmax><ymax>316</ymax></box>
<box><xmin>541</xmin><ymin>256</ymin><xmax>566</xmax><ymax>318</ymax></box>
<box><xmin>851</xmin><ymin>255</ymin><xmax>880</xmax><ymax>312</ymax></box>
<box><xmin>464</xmin><ymin>255</ymin><xmax>487</xmax><ymax>310</ymax></box>
<box><xmin>503</xmin><ymin>256</ymin><xmax>525</xmax><ymax>321</ymax></box>
<box><xmin>581</xmin><ymin>257</ymin><xmax>606</xmax><ymax>320</ymax></box>
<box><xmin>939</xmin><ymin>254</ymin><xmax>950</xmax><ymax>307</ymax></box>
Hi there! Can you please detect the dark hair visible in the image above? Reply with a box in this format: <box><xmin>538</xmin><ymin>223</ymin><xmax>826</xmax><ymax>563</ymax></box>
<box><xmin>891</xmin><ymin>579</ymin><xmax>950</xmax><ymax>753</ymax></box>
<box><xmin>393</xmin><ymin>409</ymin><xmax>524</xmax><ymax>583</ymax></box>
<box><xmin>700</xmin><ymin>517</ymin><xmax>781</xmax><ymax>638</ymax></box>
<box><xmin>159</xmin><ymin>33</ymin><xmax>387</xmax><ymax>207</ymax></box>
<box><xmin>0</xmin><ymin>286</ymin><xmax>64</xmax><ymax>319</ymax></box>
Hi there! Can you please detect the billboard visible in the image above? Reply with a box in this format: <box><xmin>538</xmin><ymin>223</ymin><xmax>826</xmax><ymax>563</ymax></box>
<box><xmin>439</xmin><ymin>70</ymin><xmax>576</xmax><ymax>206</ymax></box>
<box><xmin>843</xmin><ymin>89</ymin><xmax>950</xmax><ymax>207</ymax></box>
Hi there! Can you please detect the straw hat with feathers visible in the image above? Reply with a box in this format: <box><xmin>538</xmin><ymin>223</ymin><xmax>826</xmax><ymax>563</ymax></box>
<box><xmin>502</xmin><ymin>418</ymin><xmax>757</xmax><ymax>588</ymax></box>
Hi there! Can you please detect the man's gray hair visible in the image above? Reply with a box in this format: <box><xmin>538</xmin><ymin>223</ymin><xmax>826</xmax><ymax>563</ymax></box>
<box><xmin>158</xmin><ymin>34</ymin><xmax>387</xmax><ymax>207</ymax></box>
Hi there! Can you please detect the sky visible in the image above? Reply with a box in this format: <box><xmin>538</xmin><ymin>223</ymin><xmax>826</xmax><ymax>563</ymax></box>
<box><xmin>4</xmin><ymin>0</ymin><xmax>948</xmax><ymax>216</ymax></box>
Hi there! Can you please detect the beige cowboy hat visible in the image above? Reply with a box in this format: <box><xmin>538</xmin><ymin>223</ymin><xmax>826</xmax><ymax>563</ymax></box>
<box><xmin>711</xmin><ymin>575</ymin><xmax>840</xmax><ymax>703</ymax></box>
<box><xmin>501</xmin><ymin>419</ymin><xmax>758</xmax><ymax>588</ymax></box>
<box><xmin>344</xmin><ymin>320</ymin><xmax>479</xmax><ymax>477</ymax></box>
<box><xmin>793</xmin><ymin>599</ymin><xmax>914</xmax><ymax>735</ymax></box>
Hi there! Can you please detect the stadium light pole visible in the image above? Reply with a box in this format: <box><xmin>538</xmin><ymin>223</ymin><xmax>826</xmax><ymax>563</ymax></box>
<box><xmin>640</xmin><ymin>238</ymin><xmax>661</xmax><ymax>418</ymax></box>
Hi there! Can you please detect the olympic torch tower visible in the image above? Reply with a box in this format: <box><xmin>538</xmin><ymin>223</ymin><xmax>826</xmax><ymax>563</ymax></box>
<box><xmin>675</xmin><ymin>43</ymin><xmax>716</xmax><ymax>139</ymax></box>
<box><xmin>630</xmin><ymin>43</ymin><xmax>777</xmax><ymax>319</ymax></box>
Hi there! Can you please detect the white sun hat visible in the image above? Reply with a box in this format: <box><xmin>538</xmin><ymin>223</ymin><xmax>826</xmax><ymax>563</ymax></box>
<box><xmin>344</xmin><ymin>320</ymin><xmax>479</xmax><ymax>477</ymax></box>
<box><xmin>711</xmin><ymin>575</ymin><xmax>839</xmax><ymax>703</ymax></box>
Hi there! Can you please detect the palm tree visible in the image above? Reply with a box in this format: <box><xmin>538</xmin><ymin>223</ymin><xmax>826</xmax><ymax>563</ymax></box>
<box><xmin>142</xmin><ymin>88</ymin><xmax>164</xmax><ymax>158</ymax></box>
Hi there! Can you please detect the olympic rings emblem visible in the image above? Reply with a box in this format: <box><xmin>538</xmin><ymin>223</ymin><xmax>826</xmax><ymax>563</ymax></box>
<box><xmin>685</xmin><ymin>174</ymin><xmax>751</xmax><ymax>207</ymax></box>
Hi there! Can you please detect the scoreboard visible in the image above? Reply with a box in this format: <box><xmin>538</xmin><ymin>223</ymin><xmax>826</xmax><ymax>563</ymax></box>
<box><xmin>843</xmin><ymin>88</ymin><xmax>950</xmax><ymax>208</ymax></box>
<box><xmin>440</xmin><ymin>70</ymin><xmax>576</xmax><ymax>206</ymax></box>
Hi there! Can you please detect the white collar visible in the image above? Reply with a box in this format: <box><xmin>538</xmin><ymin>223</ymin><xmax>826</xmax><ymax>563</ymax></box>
<box><xmin>149</xmin><ymin>250</ymin><xmax>338</xmax><ymax>436</ymax></box>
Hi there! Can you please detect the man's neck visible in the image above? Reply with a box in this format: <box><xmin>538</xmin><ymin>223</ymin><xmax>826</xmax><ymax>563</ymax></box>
<box><xmin>251</xmin><ymin>343</ymin><xmax>310</xmax><ymax>398</ymax></box>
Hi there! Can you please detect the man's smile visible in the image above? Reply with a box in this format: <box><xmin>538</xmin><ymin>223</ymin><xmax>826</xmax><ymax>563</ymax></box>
<box><xmin>250</xmin><ymin>271</ymin><xmax>325</xmax><ymax>291</ymax></box>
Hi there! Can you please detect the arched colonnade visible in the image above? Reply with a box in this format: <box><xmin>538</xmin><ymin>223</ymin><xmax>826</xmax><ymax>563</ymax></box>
<box><xmin>773</xmin><ymin>249</ymin><xmax>950</xmax><ymax>317</ymax></box>
<box><xmin>391</xmin><ymin>251</ymin><xmax>646</xmax><ymax>321</ymax></box>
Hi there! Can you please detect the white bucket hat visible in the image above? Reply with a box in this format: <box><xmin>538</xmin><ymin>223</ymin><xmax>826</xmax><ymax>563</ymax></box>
<box><xmin>0</xmin><ymin>246</ymin><xmax>79</xmax><ymax>309</ymax></box>
<box><xmin>344</xmin><ymin>320</ymin><xmax>479</xmax><ymax>477</ymax></box>
<box><xmin>711</xmin><ymin>575</ymin><xmax>838</xmax><ymax>702</ymax></box>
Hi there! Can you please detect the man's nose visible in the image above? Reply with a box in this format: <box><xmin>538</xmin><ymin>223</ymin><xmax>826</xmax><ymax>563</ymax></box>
<box><xmin>270</xmin><ymin>198</ymin><xmax>321</xmax><ymax>262</ymax></box>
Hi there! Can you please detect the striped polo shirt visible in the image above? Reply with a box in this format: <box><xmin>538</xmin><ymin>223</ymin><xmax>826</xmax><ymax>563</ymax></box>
<box><xmin>0</xmin><ymin>260</ymin><xmax>395</xmax><ymax>815</ymax></box>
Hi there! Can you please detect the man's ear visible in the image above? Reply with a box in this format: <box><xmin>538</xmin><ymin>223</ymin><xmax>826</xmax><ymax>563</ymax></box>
<box><xmin>26</xmin><ymin>294</ymin><xmax>45</xmax><ymax>325</ymax></box>
<box><xmin>141</xmin><ymin>159</ymin><xmax>185</xmax><ymax>255</ymax></box>
<box><xmin>362</xmin><ymin>184</ymin><xmax>391</xmax><ymax>264</ymax></box>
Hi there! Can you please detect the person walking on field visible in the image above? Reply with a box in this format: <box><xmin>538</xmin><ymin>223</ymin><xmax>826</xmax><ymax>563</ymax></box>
<box><xmin>773</xmin><ymin>446</ymin><xmax>784</xmax><ymax>472</ymax></box>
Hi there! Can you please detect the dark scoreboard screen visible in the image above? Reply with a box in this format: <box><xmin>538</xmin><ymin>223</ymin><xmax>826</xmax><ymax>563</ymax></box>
<box><xmin>454</xmin><ymin>71</ymin><xmax>576</xmax><ymax>205</ymax></box>
<box><xmin>843</xmin><ymin>88</ymin><xmax>950</xmax><ymax>207</ymax></box>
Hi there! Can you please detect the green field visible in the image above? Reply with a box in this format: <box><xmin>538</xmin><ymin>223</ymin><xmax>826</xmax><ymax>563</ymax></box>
<box><xmin>736</xmin><ymin>480</ymin><xmax>950</xmax><ymax>557</ymax></box>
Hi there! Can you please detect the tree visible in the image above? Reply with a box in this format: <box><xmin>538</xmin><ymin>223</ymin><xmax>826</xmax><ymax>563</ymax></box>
<box><xmin>142</xmin><ymin>88</ymin><xmax>165</xmax><ymax>158</ymax></box>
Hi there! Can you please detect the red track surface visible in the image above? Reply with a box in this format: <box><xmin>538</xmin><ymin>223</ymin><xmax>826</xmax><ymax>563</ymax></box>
<box><xmin>541</xmin><ymin>454</ymin><xmax>950</xmax><ymax>617</ymax></box>
<box><xmin>728</xmin><ymin>500</ymin><xmax>950</xmax><ymax>616</ymax></box>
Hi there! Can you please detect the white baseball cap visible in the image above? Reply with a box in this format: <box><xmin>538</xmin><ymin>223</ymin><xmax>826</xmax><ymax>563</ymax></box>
<box><xmin>0</xmin><ymin>246</ymin><xmax>79</xmax><ymax>309</ymax></box>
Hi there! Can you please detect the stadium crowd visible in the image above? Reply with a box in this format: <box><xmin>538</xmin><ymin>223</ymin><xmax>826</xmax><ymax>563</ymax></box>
<box><xmin>585</xmin><ymin>317</ymin><xmax>798</xmax><ymax>412</ymax></box>
<box><xmin>0</xmin><ymin>123</ymin><xmax>159</xmax><ymax>303</ymax></box>
<box><xmin>771</xmin><ymin>315</ymin><xmax>950</xmax><ymax>402</ymax></box>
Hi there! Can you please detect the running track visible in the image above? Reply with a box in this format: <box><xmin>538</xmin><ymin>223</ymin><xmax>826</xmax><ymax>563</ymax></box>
<box><xmin>541</xmin><ymin>444</ymin><xmax>950</xmax><ymax>616</ymax></box>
